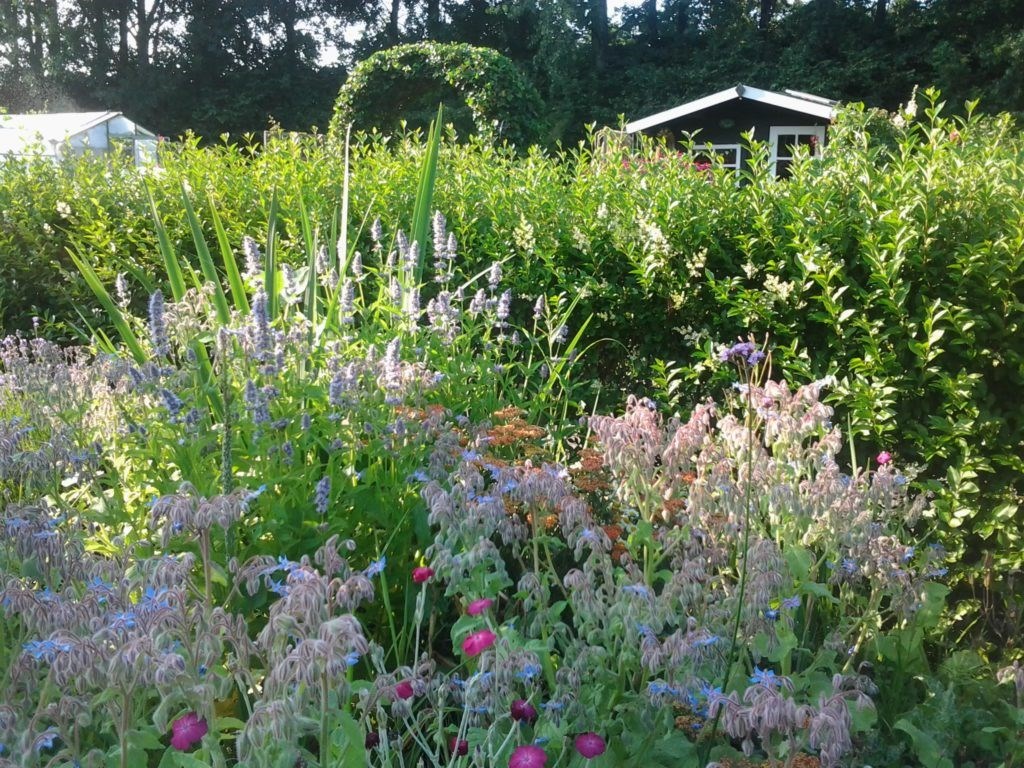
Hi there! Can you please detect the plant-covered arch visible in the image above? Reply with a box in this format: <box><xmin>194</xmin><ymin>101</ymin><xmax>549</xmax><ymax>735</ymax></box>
<box><xmin>330</xmin><ymin>42</ymin><xmax>545</xmax><ymax>147</ymax></box>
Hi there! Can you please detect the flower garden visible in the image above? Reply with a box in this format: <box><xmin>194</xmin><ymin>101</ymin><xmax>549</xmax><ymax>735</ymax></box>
<box><xmin>1</xmin><ymin>92</ymin><xmax>1023</xmax><ymax>768</ymax></box>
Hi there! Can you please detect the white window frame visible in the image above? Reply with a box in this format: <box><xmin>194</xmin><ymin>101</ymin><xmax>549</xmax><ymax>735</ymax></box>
<box><xmin>768</xmin><ymin>125</ymin><xmax>826</xmax><ymax>177</ymax></box>
<box><xmin>695</xmin><ymin>143</ymin><xmax>742</xmax><ymax>176</ymax></box>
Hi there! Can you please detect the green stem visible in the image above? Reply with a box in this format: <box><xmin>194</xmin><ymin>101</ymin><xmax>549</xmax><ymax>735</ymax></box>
<box><xmin>320</xmin><ymin>667</ymin><xmax>331</xmax><ymax>768</ymax></box>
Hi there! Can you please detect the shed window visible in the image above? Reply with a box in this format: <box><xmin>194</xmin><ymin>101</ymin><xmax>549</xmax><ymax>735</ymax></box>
<box><xmin>769</xmin><ymin>126</ymin><xmax>826</xmax><ymax>178</ymax></box>
<box><xmin>696</xmin><ymin>144</ymin><xmax>741</xmax><ymax>174</ymax></box>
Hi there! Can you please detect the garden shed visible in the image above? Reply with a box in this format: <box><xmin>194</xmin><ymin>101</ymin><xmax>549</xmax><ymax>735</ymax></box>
<box><xmin>625</xmin><ymin>84</ymin><xmax>838</xmax><ymax>177</ymax></box>
<box><xmin>0</xmin><ymin>111</ymin><xmax>158</xmax><ymax>165</ymax></box>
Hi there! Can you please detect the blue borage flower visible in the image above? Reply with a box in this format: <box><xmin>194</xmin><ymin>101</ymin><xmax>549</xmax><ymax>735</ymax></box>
<box><xmin>622</xmin><ymin>584</ymin><xmax>651</xmax><ymax>598</ymax></box>
<box><xmin>782</xmin><ymin>595</ymin><xmax>801</xmax><ymax>610</ymax></box>
<box><xmin>364</xmin><ymin>557</ymin><xmax>386</xmax><ymax>578</ymax></box>
<box><xmin>33</xmin><ymin>728</ymin><xmax>59</xmax><ymax>753</ymax></box>
<box><xmin>749</xmin><ymin>667</ymin><xmax>784</xmax><ymax>689</ymax></box>
<box><xmin>23</xmin><ymin>639</ymin><xmax>72</xmax><ymax>662</ymax></box>
<box><xmin>516</xmin><ymin>664</ymin><xmax>541</xmax><ymax>681</ymax></box>
<box><xmin>345</xmin><ymin>652</ymin><xmax>361</xmax><ymax>667</ymax></box>
<box><xmin>408</xmin><ymin>469</ymin><xmax>430</xmax><ymax>483</ymax></box>
<box><xmin>764</xmin><ymin>608</ymin><xmax>780</xmax><ymax>621</ymax></box>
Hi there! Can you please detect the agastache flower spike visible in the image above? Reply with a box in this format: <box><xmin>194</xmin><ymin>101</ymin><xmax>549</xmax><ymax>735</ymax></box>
<box><xmin>149</xmin><ymin>290</ymin><xmax>169</xmax><ymax>357</ymax></box>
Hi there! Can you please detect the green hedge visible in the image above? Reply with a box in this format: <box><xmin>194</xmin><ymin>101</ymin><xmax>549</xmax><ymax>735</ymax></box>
<box><xmin>2</xmin><ymin>92</ymin><xmax>1022</xmax><ymax>614</ymax></box>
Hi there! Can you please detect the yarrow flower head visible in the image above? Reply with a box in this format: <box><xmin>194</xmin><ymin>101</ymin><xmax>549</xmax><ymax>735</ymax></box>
<box><xmin>170</xmin><ymin>712</ymin><xmax>208</xmax><ymax>750</ymax></box>
<box><xmin>574</xmin><ymin>733</ymin><xmax>606</xmax><ymax>759</ymax></box>
<box><xmin>718</xmin><ymin>339</ymin><xmax>764</xmax><ymax>366</ymax></box>
<box><xmin>509</xmin><ymin>744</ymin><xmax>547</xmax><ymax>768</ymax></box>
<box><xmin>412</xmin><ymin>566</ymin><xmax>435</xmax><ymax>584</ymax></box>
<box><xmin>461</xmin><ymin>629</ymin><xmax>497</xmax><ymax>657</ymax></box>
<box><xmin>466</xmin><ymin>597</ymin><xmax>494</xmax><ymax>616</ymax></box>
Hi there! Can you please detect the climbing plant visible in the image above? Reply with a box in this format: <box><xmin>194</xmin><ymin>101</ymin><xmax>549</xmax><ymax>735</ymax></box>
<box><xmin>329</xmin><ymin>42</ymin><xmax>546</xmax><ymax>147</ymax></box>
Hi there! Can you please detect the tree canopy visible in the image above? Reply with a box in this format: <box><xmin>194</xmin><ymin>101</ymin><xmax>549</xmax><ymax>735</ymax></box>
<box><xmin>1</xmin><ymin>0</ymin><xmax>1021</xmax><ymax>142</ymax></box>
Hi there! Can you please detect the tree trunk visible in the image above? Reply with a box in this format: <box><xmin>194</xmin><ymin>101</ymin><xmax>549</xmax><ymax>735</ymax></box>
<box><xmin>642</xmin><ymin>0</ymin><xmax>658</xmax><ymax>43</ymax></box>
<box><xmin>758</xmin><ymin>0</ymin><xmax>774</xmax><ymax>31</ymax></box>
<box><xmin>426</xmin><ymin>0</ymin><xmax>441</xmax><ymax>39</ymax></box>
<box><xmin>135</xmin><ymin>0</ymin><xmax>150</xmax><ymax>68</ymax></box>
<box><xmin>0</xmin><ymin>0</ymin><xmax>23</xmax><ymax>71</ymax></box>
<box><xmin>117</xmin><ymin>0</ymin><xmax>130</xmax><ymax>69</ymax></box>
<box><xmin>874</xmin><ymin>0</ymin><xmax>888</xmax><ymax>25</ymax></box>
<box><xmin>588</xmin><ymin>0</ymin><xmax>608</xmax><ymax>70</ymax></box>
<box><xmin>388</xmin><ymin>0</ymin><xmax>401</xmax><ymax>42</ymax></box>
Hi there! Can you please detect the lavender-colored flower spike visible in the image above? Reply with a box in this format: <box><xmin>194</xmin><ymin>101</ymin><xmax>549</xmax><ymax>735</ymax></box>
<box><xmin>370</xmin><ymin>217</ymin><xmax>383</xmax><ymax>244</ymax></box>
<box><xmin>351</xmin><ymin>251</ymin><xmax>364</xmax><ymax>280</ymax></box>
<box><xmin>533</xmin><ymin>295</ymin><xmax>547</xmax><ymax>321</ymax></box>
<box><xmin>242</xmin><ymin>236</ymin><xmax>262</xmax><ymax>278</ymax></box>
<box><xmin>250</xmin><ymin>290</ymin><xmax>273</xmax><ymax>360</ymax></box>
<box><xmin>340</xmin><ymin>280</ymin><xmax>355</xmax><ymax>324</ymax></box>
<box><xmin>149</xmin><ymin>290</ymin><xmax>169</xmax><ymax>357</ymax></box>
<box><xmin>496</xmin><ymin>290</ymin><xmax>511</xmax><ymax>326</ymax></box>
<box><xmin>115</xmin><ymin>273</ymin><xmax>131</xmax><ymax>308</ymax></box>
<box><xmin>315</xmin><ymin>475</ymin><xmax>331</xmax><ymax>515</ymax></box>
<box><xmin>487</xmin><ymin>261</ymin><xmax>502</xmax><ymax>292</ymax></box>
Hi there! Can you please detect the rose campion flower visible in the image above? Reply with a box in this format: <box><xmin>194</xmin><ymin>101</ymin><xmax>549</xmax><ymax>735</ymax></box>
<box><xmin>394</xmin><ymin>680</ymin><xmax>415</xmax><ymax>700</ymax></box>
<box><xmin>412</xmin><ymin>566</ymin><xmax>435</xmax><ymax>584</ymax></box>
<box><xmin>461</xmin><ymin>629</ymin><xmax>497</xmax><ymax>657</ymax></box>
<box><xmin>574</xmin><ymin>733</ymin><xmax>606</xmax><ymax>759</ymax></box>
<box><xmin>170</xmin><ymin>712</ymin><xmax>208</xmax><ymax>750</ymax></box>
<box><xmin>449</xmin><ymin>736</ymin><xmax>469</xmax><ymax>755</ymax></box>
<box><xmin>877</xmin><ymin>451</ymin><xmax>892</xmax><ymax>465</ymax></box>
<box><xmin>509</xmin><ymin>744</ymin><xmax>547</xmax><ymax>768</ymax></box>
<box><xmin>466</xmin><ymin>597</ymin><xmax>494</xmax><ymax>616</ymax></box>
<box><xmin>510</xmin><ymin>699</ymin><xmax>538</xmax><ymax>723</ymax></box>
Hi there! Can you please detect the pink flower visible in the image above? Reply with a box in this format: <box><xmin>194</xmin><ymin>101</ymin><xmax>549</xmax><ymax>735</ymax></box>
<box><xmin>876</xmin><ymin>451</ymin><xmax>892</xmax><ymax>465</ymax></box>
<box><xmin>170</xmin><ymin>712</ymin><xmax>208</xmax><ymax>750</ymax></box>
<box><xmin>510</xmin><ymin>699</ymin><xmax>538</xmax><ymax>723</ymax></box>
<box><xmin>509</xmin><ymin>744</ymin><xmax>547</xmax><ymax>768</ymax></box>
<box><xmin>574</xmin><ymin>733</ymin><xmax>606</xmax><ymax>759</ymax></box>
<box><xmin>466</xmin><ymin>597</ymin><xmax>494</xmax><ymax>616</ymax></box>
<box><xmin>394</xmin><ymin>680</ymin><xmax>415</xmax><ymax>700</ymax></box>
<box><xmin>461</xmin><ymin>629</ymin><xmax>497</xmax><ymax>657</ymax></box>
<box><xmin>412</xmin><ymin>566</ymin><xmax>435</xmax><ymax>584</ymax></box>
<box><xmin>449</xmin><ymin>736</ymin><xmax>469</xmax><ymax>756</ymax></box>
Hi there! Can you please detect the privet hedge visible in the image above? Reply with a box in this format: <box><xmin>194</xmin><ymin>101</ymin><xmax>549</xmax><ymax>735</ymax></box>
<box><xmin>1</xmin><ymin>93</ymin><xmax>1022</xmax><ymax>638</ymax></box>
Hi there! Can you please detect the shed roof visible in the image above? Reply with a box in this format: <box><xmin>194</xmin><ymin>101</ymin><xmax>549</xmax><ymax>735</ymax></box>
<box><xmin>624</xmin><ymin>85</ymin><xmax>838</xmax><ymax>134</ymax></box>
<box><xmin>0</xmin><ymin>111</ymin><xmax>156</xmax><ymax>154</ymax></box>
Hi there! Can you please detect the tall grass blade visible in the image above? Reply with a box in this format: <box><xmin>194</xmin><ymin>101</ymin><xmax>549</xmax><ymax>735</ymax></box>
<box><xmin>181</xmin><ymin>182</ymin><xmax>231</xmax><ymax>324</ymax></box>
<box><xmin>146</xmin><ymin>185</ymin><xmax>188</xmax><ymax>302</ymax></box>
<box><xmin>409</xmin><ymin>104</ymin><xmax>443</xmax><ymax>288</ymax></box>
<box><xmin>265</xmin><ymin>190</ymin><xmax>280</xmax><ymax>319</ymax></box>
<box><xmin>209</xmin><ymin>199</ymin><xmax>249</xmax><ymax>313</ymax></box>
<box><xmin>69</xmin><ymin>249</ymin><xmax>147</xmax><ymax>363</ymax></box>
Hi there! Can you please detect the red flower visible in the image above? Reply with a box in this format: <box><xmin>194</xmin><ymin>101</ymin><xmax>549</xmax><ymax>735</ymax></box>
<box><xmin>412</xmin><ymin>566</ymin><xmax>435</xmax><ymax>584</ymax></box>
<box><xmin>510</xmin><ymin>699</ymin><xmax>538</xmax><ymax>723</ymax></box>
<box><xmin>449</xmin><ymin>736</ymin><xmax>469</xmax><ymax>755</ymax></box>
<box><xmin>170</xmin><ymin>712</ymin><xmax>208</xmax><ymax>750</ymax></box>
<box><xmin>365</xmin><ymin>731</ymin><xmax>381</xmax><ymax>749</ymax></box>
<box><xmin>574</xmin><ymin>733</ymin><xmax>606</xmax><ymax>759</ymax></box>
<box><xmin>466</xmin><ymin>597</ymin><xmax>493</xmax><ymax>616</ymax></box>
<box><xmin>461</xmin><ymin>629</ymin><xmax>497</xmax><ymax>657</ymax></box>
<box><xmin>394</xmin><ymin>680</ymin><xmax>415</xmax><ymax>700</ymax></box>
<box><xmin>876</xmin><ymin>451</ymin><xmax>892</xmax><ymax>465</ymax></box>
<box><xmin>509</xmin><ymin>744</ymin><xmax>547</xmax><ymax>768</ymax></box>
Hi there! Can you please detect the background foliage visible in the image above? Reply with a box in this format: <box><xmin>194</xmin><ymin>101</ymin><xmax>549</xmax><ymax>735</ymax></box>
<box><xmin>1</xmin><ymin>0</ymin><xmax>1023</xmax><ymax>142</ymax></box>
<box><xmin>1</xmin><ymin>94</ymin><xmax>1022</xmax><ymax>651</ymax></box>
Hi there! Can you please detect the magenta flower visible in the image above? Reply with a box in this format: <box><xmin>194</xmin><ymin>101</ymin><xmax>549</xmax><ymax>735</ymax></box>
<box><xmin>461</xmin><ymin>629</ymin><xmax>497</xmax><ymax>657</ymax></box>
<box><xmin>412</xmin><ymin>566</ymin><xmax>435</xmax><ymax>584</ymax></box>
<box><xmin>574</xmin><ymin>733</ymin><xmax>606</xmax><ymax>759</ymax></box>
<box><xmin>510</xmin><ymin>699</ymin><xmax>538</xmax><ymax>724</ymax></box>
<box><xmin>876</xmin><ymin>451</ymin><xmax>892</xmax><ymax>465</ymax></box>
<box><xmin>394</xmin><ymin>680</ymin><xmax>415</xmax><ymax>700</ymax></box>
<box><xmin>509</xmin><ymin>744</ymin><xmax>547</xmax><ymax>768</ymax></box>
<box><xmin>170</xmin><ymin>712</ymin><xmax>208</xmax><ymax>750</ymax></box>
<box><xmin>466</xmin><ymin>597</ymin><xmax>494</xmax><ymax>616</ymax></box>
<box><xmin>449</xmin><ymin>736</ymin><xmax>469</xmax><ymax>755</ymax></box>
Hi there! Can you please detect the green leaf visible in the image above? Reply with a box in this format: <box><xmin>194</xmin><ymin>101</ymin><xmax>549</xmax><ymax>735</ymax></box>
<box><xmin>894</xmin><ymin>719</ymin><xmax>955</xmax><ymax>768</ymax></box>
<box><xmin>180</xmin><ymin>181</ymin><xmax>230</xmax><ymax>323</ymax></box>
<box><xmin>209</xmin><ymin>197</ymin><xmax>249</xmax><ymax>313</ymax></box>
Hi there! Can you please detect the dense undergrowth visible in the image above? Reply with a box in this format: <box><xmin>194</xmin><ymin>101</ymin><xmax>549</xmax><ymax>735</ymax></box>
<box><xmin>0</xmin><ymin>89</ymin><xmax>1023</xmax><ymax>765</ymax></box>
